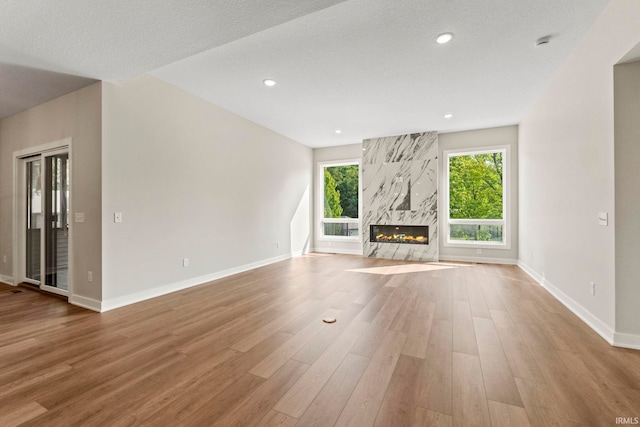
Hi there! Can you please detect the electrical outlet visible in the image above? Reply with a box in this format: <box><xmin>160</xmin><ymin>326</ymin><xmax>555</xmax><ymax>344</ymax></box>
<box><xmin>276</xmin><ymin>241</ymin><xmax>280</xmax><ymax>248</ymax></box>
<box><xmin>183</xmin><ymin>258</ymin><xmax>189</xmax><ymax>267</ymax></box>
<box><xmin>590</xmin><ymin>281</ymin><xmax>596</xmax><ymax>296</ymax></box>
<box><xmin>88</xmin><ymin>271</ymin><xmax>93</xmax><ymax>282</ymax></box>
<box><xmin>2</xmin><ymin>255</ymin><xmax>6</xmax><ymax>264</ymax></box>
<box><xmin>114</xmin><ymin>212</ymin><xmax>123</xmax><ymax>223</ymax></box>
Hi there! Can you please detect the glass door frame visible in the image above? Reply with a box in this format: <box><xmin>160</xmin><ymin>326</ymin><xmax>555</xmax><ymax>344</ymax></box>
<box><xmin>40</xmin><ymin>148</ymin><xmax>70</xmax><ymax>296</ymax></box>
<box><xmin>23</xmin><ymin>156</ymin><xmax>42</xmax><ymax>286</ymax></box>
<box><xmin>13</xmin><ymin>139</ymin><xmax>73</xmax><ymax>298</ymax></box>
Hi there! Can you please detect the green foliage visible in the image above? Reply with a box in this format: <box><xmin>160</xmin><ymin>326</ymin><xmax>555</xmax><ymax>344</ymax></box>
<box><xmin>449</xmin><ymin>153</ymin><xmax>503</xmax><ymax>219</ymax></box>
<box><xmin>449</xmin><ymin>152</ymin><xmax>503</xmax><ymax>241</ymax></box>
<box><xmin>450</xmin><ymin>224</ymin><xmax>503</xmax><ymax>242</ymax></box>
<box><xmin>324</xmin><ymin>169</ymin><xmax>343</xmax><ymax>218</ymax></box>
<box><xmin>326</xmin><ymin>165</ymin><xmax>359</xmax><ymax>218</ymax></box>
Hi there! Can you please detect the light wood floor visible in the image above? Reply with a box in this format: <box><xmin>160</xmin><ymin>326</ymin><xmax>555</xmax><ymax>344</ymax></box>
<box><xmin>1</xmin><ymin>254</ymin><xmax>639</xmax><ymax>426</ymax></box>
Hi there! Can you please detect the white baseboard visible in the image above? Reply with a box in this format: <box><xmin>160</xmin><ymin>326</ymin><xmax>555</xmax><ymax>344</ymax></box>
<box><xmin>291</xmin><ymin>249</ymin><xmax>310</xmax><ymax>257</ymax></box>
<box><xmin>517</xmin><ymin>260</ymin><xmax>616</xmax><ymax>346</ymax></box>
<box><xmin>101</xmin><ymin>253</ymin><xmax>292</xmax><ymax>312</ymax></box>
<box><xmin>613</xmin><ymin>332</ymin><xmax>640</xmax><ymax>350</ymax></box>
<box><xmin>0</xmin><ymin>274</ymin><xmax>15</xmax><ymax>286</ymax></box>
<box><xmin>517</xmin><ymin>260</ymin><xmax>543</xmax><ymax>283</ymax></box>
<box><xmin>69</xmin><ymin>294</ymin><xmax>102</xmax><ymax>312</ymax></box>
<box><xmin>440</xmin><ymin>255</ymin><xmax>517</xmax><ymax>265</ymax></box>
<box><xmin>313</xmin><ymin>247</ymin><xmax>363</xmax><ymax>256</ymax></box>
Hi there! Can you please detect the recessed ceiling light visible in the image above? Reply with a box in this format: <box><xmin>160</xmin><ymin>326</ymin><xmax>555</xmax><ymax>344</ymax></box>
<box><xmin>335</xmin><ymin>129</ymin><xmax>342</xmax><ymax>134</ymax></box>
<box><xmin>436</xmin><ymin>33</ymin><xmax>454</xmax><ymax>44</ymax></box>
<box><xmin>444</xmin><ymin>113</ymin><xmax>454</xmax><ymax>119</ymax></box>
<box><xmin>263</xmin><ymin>79</ymin><xmax>277</xmax><ymax>87</ymax></box>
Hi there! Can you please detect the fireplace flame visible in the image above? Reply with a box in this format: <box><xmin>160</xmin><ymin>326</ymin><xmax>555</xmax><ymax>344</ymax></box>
<box><xmin>375</xmin><ymin>233</ymin><xmax>426</xmax><ymax>242</ymax></box>
<box><xmin>371</xmin><ymin>224</ymin><xmax>429</xmax><ymax>245</ymax></box>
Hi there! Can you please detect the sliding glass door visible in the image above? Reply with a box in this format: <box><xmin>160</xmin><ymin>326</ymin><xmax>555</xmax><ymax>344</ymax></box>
<box><xmin>43</xmin><ymin>153</ymin><xmax>70</xmax><ymax>292</ymax></box>
<box><xmin>25</xmin><ymin>158</ymin><xmax>42</xmax><ymax>283</ymax></box>
<box><xmin>22</xmin><ymin>149</ymin><xmax>70</xmax><ymax>295</ymax></box>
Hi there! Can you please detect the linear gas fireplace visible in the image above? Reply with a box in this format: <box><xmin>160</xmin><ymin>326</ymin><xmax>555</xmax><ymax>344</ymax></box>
<box><xmin>370</xmin><ymin>225</ymin><xmax>429</xmax><ymax>245</ymax></box>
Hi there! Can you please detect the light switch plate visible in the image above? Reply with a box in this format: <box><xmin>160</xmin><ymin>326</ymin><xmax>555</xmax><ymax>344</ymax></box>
<box><xmin>74</xmin><ymin>213</ymin><xmax>85</xmax><ymax>223</ymax></box>
<box><xmin>598</xmin><ymin>212</ymin><xmax>608</xmax><ymax>226</ymax></box>
<box><xmin>114</xmin><ymin>212</ymin><xmax>123</xmax><ymax>223</ymax></box>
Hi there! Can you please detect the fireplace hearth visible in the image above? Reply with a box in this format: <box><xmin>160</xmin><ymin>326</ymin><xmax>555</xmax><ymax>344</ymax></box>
<box><xmin>370</xmin><ymin>225</ymin><xmax>429</xmax><ymax>245</ymax></box>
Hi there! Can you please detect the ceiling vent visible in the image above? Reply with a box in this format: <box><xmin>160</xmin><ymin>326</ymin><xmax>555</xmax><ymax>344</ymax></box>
<box><xmin>536</xmin><ymin>36</ymin><xmax>552</xmax><ymax>47</ymax></box>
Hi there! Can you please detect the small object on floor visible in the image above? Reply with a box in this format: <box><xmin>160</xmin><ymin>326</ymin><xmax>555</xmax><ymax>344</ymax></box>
<box><xmin>10</xmin><ymin>290</ymin><xmax>22</xmax><ymax>294</ymax></box>
<box><xmin>323</xmin><ymin>317</ymin><xmax>337</xmax><ymax>324</ymax></box>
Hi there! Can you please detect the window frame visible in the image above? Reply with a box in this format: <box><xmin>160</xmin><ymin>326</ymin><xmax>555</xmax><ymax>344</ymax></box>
<box><xmin>442</xmin><ymin>145</ymin><xmax>510</xmax><ymax>249</ymax></box>
<box><xmin>316</xmin><ymin>159</ymin><xmax>362</xmax><ymax>242</ymax></box>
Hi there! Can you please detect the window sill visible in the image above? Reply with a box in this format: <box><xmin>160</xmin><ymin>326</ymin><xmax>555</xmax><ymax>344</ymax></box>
<box><xmin>318</xmin><ymin>236</ymin><xmax>361</xmax><ymax>242</ymax></box>
<box><xmin>443</xmin><ymin>241</ymin><xmax>511</xmax><ymax>250</ymax></box>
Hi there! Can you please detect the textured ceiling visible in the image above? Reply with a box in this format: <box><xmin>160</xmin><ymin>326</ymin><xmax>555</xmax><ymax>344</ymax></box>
<box><xmin>1</xmin><ymin>0</ymin><xmax>609</xmax><ymax>144</ymax></box>
<box><xmin>152</xmin><ymin>0</ymin><xmax>610</xmax><ymax>147</ymax></box>
<box><xmin>0</xmin><ymin>0</ymin><xmax>345</xmax><ymax>119</ymax></box>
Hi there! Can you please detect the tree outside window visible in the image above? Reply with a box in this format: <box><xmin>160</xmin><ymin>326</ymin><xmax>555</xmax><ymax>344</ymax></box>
<box><xmin>322</xmin><ymin>163</ymin><xmax>359</xmax><ymax>237</ymax></box>
<box><xmin>446</xmin><ymin>148</ymin><xmax>507</xmax><ymax>245</ymax></box>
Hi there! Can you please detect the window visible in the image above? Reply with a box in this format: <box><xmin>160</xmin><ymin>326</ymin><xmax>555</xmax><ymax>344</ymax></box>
<box><xmin>318</xmin><ymin>161</ymin><xmax>360</xmax><ymax>239</ymax></box>
<box><xmin>444</xmin><ymin>146</ymin><xmax>509</xmax><ymax>248</ymax></box>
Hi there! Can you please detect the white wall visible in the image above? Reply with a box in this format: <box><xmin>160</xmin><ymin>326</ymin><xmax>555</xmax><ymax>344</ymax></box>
<box><xmin>0</xmin><ymin>83</ymin><xmax>102</xmax><ymax>304</ymax></box>
<box><xmin>439</xmin><ymin>126</ymin><xmax>518</xmax><ymax>264</ymax></box>
<box><xmin>313</xmin><ymin>143</ymin><xmax>363</xmax><ymax>255</ymax></box>
<box><xmin>518</xmin><ymin>0</ymin><xmax>640</xmax><ymax>345</ymax></box>
<box><xmin>614</xmin><ymin>59</ymin><xmax>640</xmax><ymax>341</ymax></box>
<box><xmin>101</xmin><ymin>76</ymin><xmax>312</xmax><ymax>309</ymax></box>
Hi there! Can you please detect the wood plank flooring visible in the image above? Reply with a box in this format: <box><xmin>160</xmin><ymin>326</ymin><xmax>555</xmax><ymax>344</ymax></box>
<box><xmin>1</xmin><ymin>254</ymin><xmax>639</xmax><ymax>426</ymax></box>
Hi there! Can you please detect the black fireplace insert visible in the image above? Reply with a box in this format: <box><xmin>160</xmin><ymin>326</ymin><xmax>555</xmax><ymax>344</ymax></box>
<box><xmin>370</xmin><ymin>225</ymin><xmax>429</xmax><ymax>245</ymax></box>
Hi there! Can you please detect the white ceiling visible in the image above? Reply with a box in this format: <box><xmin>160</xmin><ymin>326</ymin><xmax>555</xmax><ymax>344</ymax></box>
<box><xmin>0</xmin><ymin>0</ymin><xmax>345</xmax><ymax>119</ymax></box>
<box><xmin>1</xmin><ymin>0</ymin><xmax>609</xmax><ymax>147</ymax></box>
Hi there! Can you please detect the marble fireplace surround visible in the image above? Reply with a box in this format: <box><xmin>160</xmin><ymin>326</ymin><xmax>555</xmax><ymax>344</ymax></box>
<box><xmin>362</xmin><ymin>132</ymin><xmax>438</xmax><ymax>261</ymax></box>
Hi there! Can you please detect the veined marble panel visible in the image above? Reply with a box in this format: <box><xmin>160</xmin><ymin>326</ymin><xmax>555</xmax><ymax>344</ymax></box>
<box><xmin>363</xmin><ymin>131</ymin><xmax>438</xmax><ymax>261</ymax></box>
<box><xmin>363</xmin><ymin>132</ymin><xmax>438</xmax><ymax>165</ymax></box>
<box><xmin>365</xmin><ymin>210</ymin><xmax>438</xmax><ymax>261</ymax></box>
